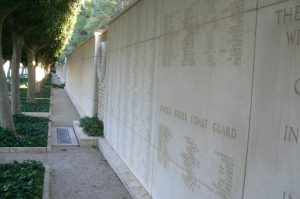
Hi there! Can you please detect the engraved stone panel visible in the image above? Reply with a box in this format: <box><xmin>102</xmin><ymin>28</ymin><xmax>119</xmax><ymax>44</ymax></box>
<box><xmin>244</xmin><ymin>1</ymin><xmax>300</xmax><ymax>199</ymax></box>
<box><xmin>106</xmin><ymin>10</ymin><xmax>158</xmax><ymax>193</ymax></box>
<box><xmin>160</xmin><ymin>0</ymin><xmax>256</xmax><ymax>35</ymax></box>
<box><xmin>123</xmin><ymin>40</ymin><xmax>156</xmax><ymax>143</ymax></box>
<box><xmin>258</xmin><ymin>0</ymin><xmax>287</xmax><ymax>8</ymax></box>
<box><xmin>152</xmin><ymin>10</ymin><xmax>256</xmax><ymax>199</ymax></box>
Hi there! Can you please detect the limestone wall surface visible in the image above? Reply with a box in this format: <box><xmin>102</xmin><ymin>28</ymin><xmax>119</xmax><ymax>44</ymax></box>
<box><xmin>55</xmin><ymin>60</ymin><xmax>67</xmax><ymax>83</ymax></box>
<box><xmin>104</xmin><ymin>0</ymin><xmax>300</xmax><ymax>199</ymax></box>
<box><xmin>65</xmin><ymin>37</ymin><xmax>97</xmax><ymax>117</ymax></box>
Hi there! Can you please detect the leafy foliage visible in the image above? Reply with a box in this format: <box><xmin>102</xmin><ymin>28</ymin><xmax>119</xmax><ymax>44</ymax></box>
<box><xmin>0</xmin><ymin>115</ymin><xmax>49</xmax><ymax>147</ymax></box>
<box><xmin>20</xmin><ymin>74</ymin><xmax>52</xmax><ymax>99</ymax></box>
<box><xmin>19</xmin><ymin>77</ymin><xmax>28</xmax><ymax>87</ymax></box>
<box><xmin>21</xmin><ymin>99</ymin><xmax>50</xmax><ymax>112</ymax></box>
<box><xmin>46</xmin><ymin>0</ymin><xmax>81</xmax><ymax>60</ymax></box>
<box><xmin>79</xmin><ymin>116</ymin><xmax>103</xmax><ymax>136</ymax></box>
<box><xmin>0</xmin><ymin>127</ymin><xmax>18</xmax><ymax>147</ymax></box>
<box><xmin>36</xmin><ymin>74</ymin><xmax>52</xmax><ymax>98</ymax></box>
<box><xmin>60</xmin><ymin>0</ymin><xmax>135</xmax><ymax>58</ymax></box>
<box><xmin>52</xmin><ymin>83</ymin><xmax>65</xmax><ymax>89</ymax></box>
<box><xmin>0</xmin><ymin>160</ymin><xmax>44</xmax><ymax>199</ymax></box>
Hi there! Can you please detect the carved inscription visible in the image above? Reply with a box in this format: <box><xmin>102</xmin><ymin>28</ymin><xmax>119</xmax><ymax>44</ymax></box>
<box><xmin>275</xmin><ymin>5</ymin><xmax>300</xmax><ymax>46</ymax></box>
<box><xmin>181</xmin><ymin>136</ymin><xmax>201</xmax><ymax>191</ymax></box>
<box><xmin>230</xmin><ymin>0</ymin><xmax>245</xmax><ymax>15</ymax></box>
<box><xmin>276</xmin><ymin>6</ymin><xmax>300</xmax><ymax>25</ymax></box>
<box><xmin>208</xmin><ymin>0</ymin><xmax>216</xmax><ymax>20</ymax></box>
<box><xmin>160</xmin><ymin>105</ymin><xmax>237</xmax><ymax>139</ymax></box>
<box><xmin>182</xmin><ymin>6</ymin><xmax>197</xmax><ymax>66</ymax></box>
<box><xmin>213</xmin><ymin>151</ymin><xmax>235</xmax><ymax>199</ymax></box>
<box><xmin>212</xmin><ymin>122</ymin><xmax>237</xmax><ymax>139</ymax></box>
<box><xmin>206</xmin><ymin>22</ymin><xmax>217</xmax><ymax>67</ymax></box>
<box><xmin>162</xmin><ymin>11</ymin><xmax>179</xmax><ymax>67</ymax></box>
<box><xmin>283</xmin><ymin>192</ymin><xmax>296</xmax><ymax>199</ymax></box>
<box><xmin>227</xmin><ymin>15</ymin><xmax>244</xmax><ymax>66</ymax></box>
<box><xmin>295</xmin><ymin>79</ymin><xmax>300</xmax><ymax>94</ymax></box>
<box><xmin>284</xmin><ymin>125</ymin><xmax>299</xmax><ymax>144</ymax></box>
<box><xmin>158</xmin><ymin>123</ymin><xmax>172</xmax><ymax>168</ymax></box>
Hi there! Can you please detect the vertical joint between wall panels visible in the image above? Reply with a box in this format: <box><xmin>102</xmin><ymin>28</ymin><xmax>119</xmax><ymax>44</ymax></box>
<box><xmin>241</xmin><ymin>2</ymin><xmax>258</xmax><ymax>199</ymax></box>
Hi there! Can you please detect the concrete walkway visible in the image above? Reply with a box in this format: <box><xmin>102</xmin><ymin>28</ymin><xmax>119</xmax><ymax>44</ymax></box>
<box><xmin>0</xmin><ymin>74</ymin><xmax>132</xmax><ymax>199</ymax></box>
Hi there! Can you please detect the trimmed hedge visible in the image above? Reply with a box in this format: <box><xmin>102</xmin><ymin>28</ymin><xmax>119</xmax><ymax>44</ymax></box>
<box><xmin>0</xmin><ymin>115</ymin><xmax>49</xmax><ymax>147</ymax></box>
<box><xmin>20</xmin><ymin>74</ymin><xmax>52</xmax><ymax>99</ymax></box>
<box><xmin>21</xmin><ymin>98</ymin><xmax>50</xmax><ymax>112</ymax></box>
<box><xmin>79</xmin><ymin>117</ymin><xmax>103</xmax><ymax>136</ymax></box>
<box><xmin>0</xmin><ymin>160</ymin><xmax>44</xmax><ymax>199</ymax></box>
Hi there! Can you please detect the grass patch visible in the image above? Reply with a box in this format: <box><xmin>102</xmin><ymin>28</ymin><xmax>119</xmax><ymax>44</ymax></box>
<box><xmin>79</xmin><ymin>116</ymin><xmax>103</xmax><ymax>137</ymax></box>
<box><xmin>0</xmin><ymin>115</ymin><xmax>49</xmax><ymax>147</ymax></box>
<box><xmin>0</xmin><ymin>160</ymin><xmax>44</xmax><ymax>199</ymax></box>
<box><xmin>21</xmin><ymin>98</ymin><xmax>50</xmax><ymax>112</ymax></box>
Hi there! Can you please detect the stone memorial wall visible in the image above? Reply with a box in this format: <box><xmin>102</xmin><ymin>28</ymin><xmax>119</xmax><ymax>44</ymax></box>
<box><xmin>244</xmin><ymin>1</ymin><xmax>300</xmax><ymax>199</ymax></box>
<box><xmin>65</xmin><ymin>37</ymin><xmax>97</xmax><ymax>117</ymax></box>
<box><xmin>78</xmin><ymin>0</ymin><xmax>299</xmax><ymax>198</ymax></box>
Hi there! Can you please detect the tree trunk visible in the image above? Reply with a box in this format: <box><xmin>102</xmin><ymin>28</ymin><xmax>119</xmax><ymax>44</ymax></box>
<box><xmin>26</xmin><ymin>49</ymin><xmax>36</xmax><ymax>102</ymax></box>
<box><xmin>0</xmin><ymin>18</ymin><xmax>16</xmax><ymax>133</ymax></box>
<box><xmin>10</xmin><ymin>31</ymin><xmax>24</xmax><ymax>114</ymax></box>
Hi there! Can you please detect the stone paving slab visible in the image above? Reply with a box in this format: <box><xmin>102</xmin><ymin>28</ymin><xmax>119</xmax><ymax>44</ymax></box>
<box><xmin>0</xmin><ymin>146</ymin><xmax>132</xmax><ymax>199</ymax></box>
<box><xmin>50</xmin><ymin>89</ymin><xmax>80</xmax><ymax>127</ymax></box>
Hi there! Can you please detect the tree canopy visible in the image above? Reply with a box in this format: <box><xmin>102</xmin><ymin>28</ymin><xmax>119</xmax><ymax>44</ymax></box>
<box><xmin>0</xmin><ymin>0</ymin><xmax>81</xmax><ymax>132</ymax></box>
<box><xmin>60</xmin><ymin>0</ymin><xmax>134</xmax><ymax>59</ymax></box>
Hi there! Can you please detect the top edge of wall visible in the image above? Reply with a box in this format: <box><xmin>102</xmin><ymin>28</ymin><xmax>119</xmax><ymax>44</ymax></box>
<box><xmin>68</xmin><ymin>35</ymin><xmax>95</xmax><ymax>58</ymax></box>
<box><xmin>108</xmin><ymin>0</ymin><xmax>142</xmax><ymax>25</ymax></box>
<box><xmin>100</xmin><ymin>30</ymin><xmax>108</xmax><ymax>41</ymax></box>
<box><xmin>67</xmin><ymin>30</ymin><xmax>108</xmax><ymax>59</ymax></box>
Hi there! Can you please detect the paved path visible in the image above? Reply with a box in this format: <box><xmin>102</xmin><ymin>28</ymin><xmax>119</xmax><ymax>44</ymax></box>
<box><xmin>51</xmin><ymin>89</ymin><xmax>80</xmax><ymax>127</ymax></box>
<box><xmin>0</xmin><ymin>74</ymin><xmax>132</xmax><ymax>199</ymax></box>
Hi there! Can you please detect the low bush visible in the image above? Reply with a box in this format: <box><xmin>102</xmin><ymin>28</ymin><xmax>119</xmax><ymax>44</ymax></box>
<box><xmin>20</xmin><ymin>74</ymin><xmax>51</xmax><ymax>99</ymax></box>
<box><xmin>0</xmin><ymin>160</ymin><xmax>44</xmax><ymax>199</ymax></box>
<box><xmin>20</xmin><ymin>88</ymin><xmax>27</xmax><ymax>98</ymax></box>
<box><xmin>21</xmin><ymin>98</ymin><xmax>50</xmax><ymax>112</ymax></box>
<box><xmin>52</xmin><ymin>83</ymin><xmax>65</xmax><ymax>89</ymax></box>
<box><xmin>79</xmin><ymin>116</ymin><xmax>103</xmax><ymax>136</ymax></box>
<box><xmin>0</xmin><ymin>115</ymin><xmax>49</xmax><ymax>147</ymax></box>
<box><xmin>0</xmin><ymin>127</ymin><xmax>18</xmax><ymax>147</ymax></box>
<box><xmin>19</xmin><ymin>77</ymin><xmax>28</xmax><ymax>87</ymax></box>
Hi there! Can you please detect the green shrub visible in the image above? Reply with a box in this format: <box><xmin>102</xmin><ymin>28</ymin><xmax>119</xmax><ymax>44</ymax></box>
<box><xmin>21</xmin><ymin>98</ymin><xmax>50</xmax><ymax>112</ymax></box>
<box><xmin>0</xmin><ymin>115</ymin><xmax>49</xmax><ymax>147</ymax></box>
<box><xmin>52</xmin><ymin>83</ymin><xmax>65</xmax><ymax>89</ymax></box>
<box><xmin>19</xmin><ymin>74</ymin><xmax>51</xmax><ymax>99</ymax></box>
<box><xmin>0</xmin><ymin>127</ymin><xmax>18</xmax><ymax>147</ymax></box>
<box><xmin>79</xmin><ymin>116</ymin><xmax>103</xmax><ymax>136</ymax></box>
<box><xmin>20</xmin><ymin>88</ymin><xmax>27</xmax><ymax>98</ymax></box>
<box><xmin>0</xmin><ymin>160</ymin><xmax>44</xmax><ymax>199</ymax></box>
<box><xmin>19</xmin><ymin>77</ymin><xmax>28</xmax><ymax>86</ymax></box>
